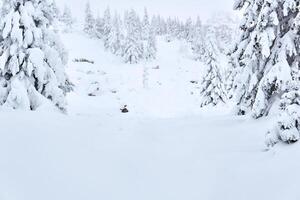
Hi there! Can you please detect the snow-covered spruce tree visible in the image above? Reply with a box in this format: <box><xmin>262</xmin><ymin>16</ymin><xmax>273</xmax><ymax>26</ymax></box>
<box><xmin>140</xmin><ymin>8</ymin><xmax>157</xmax><ymax>60</ymax></box>
<box><xmin>267</xmin><ymin>6</ymin><xmax>300</xmax><ymax>146</ymax></box>
<box><xmin>0</xmin><ymin>0</ymin><xmax>70</xmax><ymax>111</ymax></box>
<box><xmin>108</xmin><ymin>14</ymin><xmax>123</xmax><ymax>55</ymax></box>
<box><xmin>60</xmin><ymin>5</ymin><xmax>74</xmax><ymax>32</ymax></box>
<box><xmin>165</xmin><ymin>17</ymin><xmax>173</xmax><ymax>41</ymax></box>
<box><xmin>266</xmin><ymin>85</ymin><xmax>300</xmax><ymax>147</ymax></box>
<box><xmin>123</xmin><ymin>10</ymin><xmax>143</xmax><ymax>64</ymax></box>
<box><xmin>95</xmin><ymin>15</ymin><xmax>104</xmax><ymax>39</ymax></box>
<box><xmin>226</xmin><ymin>0</ymin><xmax>261</xmax><ymax>108</ymax></box>
<box><xmin>143</xmin><ymin>27</ymin><xmax>157</xmax><ymax>60</ymax></box>
<box><xmin>84</xmin><ymin>1</ymin><xmax>95</xmax><ymax>36</ymax></box>
<box><xmin>184</xmin><ymin>17</ymin><xmax>195</xmax><ymax>43</ymax></box>
<box><xmin>199</xmin><ymin>36</ymin><xmax>227</xmax><ymax>107</ymax></box>
<box><xmin>166</xmin><ymin>17</ymin><xmax>181</xmax><ymax>41</ymax></box>
<box><xmin>207</xmin><ymin>12</ymin><xmax>239</xmax><ymax>54</ymax></box>
<box><xmin>141</xmin><ymin>8</ymin><xmax>150</xmax><ymax>40</ymax></box>
<box><xmin>151</xmin><ymin>15</ymin><xmax>166</xmax><ymax>36</ymax></box>
<box><xmin>192</xmin><ymin>17</ymin><xmax>206</xmax><ymax>61</ymax></box>
<box><xmin>231</xmin><ymin>0</ymin><xmax>300</xmax><ymax>145</ymax></box>
<box><xmin>225</xmin><ymin>51</ymin><xmax>240</xmax><ymax>99</ymax></box>
<box><xmin>103</xmin><ymin>7</ymin><xmax>112</xmax><ymax>50</ymax></box>
<box><xmin>230</xmin><ymin>0</ymin><xmax>291</xmax><ymax>118</ymax></box>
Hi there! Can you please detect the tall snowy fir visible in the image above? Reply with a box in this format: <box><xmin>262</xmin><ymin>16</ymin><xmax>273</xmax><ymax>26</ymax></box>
<box><xmin>192</xmin><ymin>17</ymin><xmax>205</xmax><ymax>61</ymax></box>
<box><xmin>84</xmin><ymin>1</ymin><xmax>95</xmax><ymax>36</ymax></box>
<box><xmin>230</xmin><ymin>0</ymin><xmax>300</xmax><ymax>145</ymax></box>
<box><xmin>60</xmin><ymin>5</ymin><xmax>74</xmax><ymax>32</ymax></box>
<box><xmin>103</xmin><ymin>7</ymin><xmax>112</xmax><ymax>50</ymax></box>
<box><xmin>0</xmin><ymin>0</ymin><xmax>70</xmax><ymax>111</ymax></box>
<box><xmin>123</xmin><ymin>10</ymin><xmax>143</xmax><ymax>64</ymax></box>
<box><xmin>95</xmin><ymin>15</ymin><xmax>104</xmax><ymax>39</ymax></box>
<box><xmin>266</xmin><ymin>87</ymin><xmax>300</xmax><ymax>147</ymax></box>
<box><xmin>141</xmin><ymin>8</ymin><xmax>150</xmax><ymax>40</ymax></box>
<box><xmin>141</xmin><ymin>8</ymin><xmax>157</xmax><ymax>60</ymax></box>
<box><xmin>207</xmin><ymin>12</ymin><xmax>238</xmax><ymax>54</ymax></box>
<box><xmin>108</xmin><ymin>14</ymin><xmax>123</xmax><ymax>55</ymax></box>
<box><xmin>184</xmin><ymin>17</ymin><xmax>195</xmax><ymax>43</ymax></box>
<box><xmin>143</xmin><ymin>28</ymin><xmax>157</xmax><ymax>61</ymax></box>
<box><xmin>199</xmin><ymin>31</ymin><xmax>226</xmax><ymax>107</ymax></box>
<box><xmin>230</xmin><ymin>0</ymin><xmax>274</xmax><ymax>117</ymax></box>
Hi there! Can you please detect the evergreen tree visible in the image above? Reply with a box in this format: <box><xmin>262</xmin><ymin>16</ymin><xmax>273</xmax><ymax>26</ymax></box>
<box><xmin>103</xmin><ymin>7</ymin><xmax>112</xmax><ymax>50</ymax></box>
<box><xmin>143</xmin><ymin>28</ymin><xmax>157</xmax><ymax>60</ymax></box>
<box><xmin>108</xmin><ymin>14</ymin><xmax>123</xmax><ymax>55</ymax></box>
<box><xmin>151</xmin><ymin>15</ymin><xmax>166</xmax><ymax>36</ymax></box>
<box><xmin>142</xmin><ymin>8</ymin><xmax>150</xmax><ymax>40</ymax></box>
<box><xmin>123</xmin><ymin>10</ymin><xmax>143</xmax><ymax>64</ymax></box>
<box><xmin>0</xmin><ymin>0</ymin><xmax>70</xmax><ymax>111</ymax></box>
<box><xmin>84</xmin><ymin>1</ymin><xmax>95</xmax><ymax>36</ymax></box>
<box><xmin>231</xmin><ymin>0</ymin><xmax>300</xmax><ymax>145</ymax></box>
<box><xmin>192</xmin><ymin>17</ymin><xmax>205</xmax><ymax>61</ymax></box>
<box><xmin>225</xmin><ymin>53</ymin><xmax>240</xmax><ymax>99</ymax></box>
<box><xmin>95</xmin><ymin>14</ymin><xmax>104</xmax><ymax>39</ymax></box>
<box><xmin>230</xmin><ymin>0</ymin><xmax>281</xmax><ymax>117</ymax></box>
<box><xmin>266</xmin><ymin>85</ymin><xmax>300</xmax><ymax>147</ymax></box>
<box><xmin>207</xmin><ymin>12</ymin><xmax>239</xmax><ymax>54</ymax></box>
<box><xmin>184</xmin><ymin>17</ymin><xmax>195</xmax><ymax>43</ymax></box>
<box><xmin>199</xmin><ymin>40</ymin><xmax>226</xmax><ymax>107</ymax></box>
<box><xmin>60</xmin><ymin>5</ymin><xmax>74</xmax><ymax>32</ymax></box>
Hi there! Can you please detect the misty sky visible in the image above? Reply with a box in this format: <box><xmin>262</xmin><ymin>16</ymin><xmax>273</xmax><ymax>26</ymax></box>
<box><xmin>58</xmin><ymin>0</ymin><xmax>236</xmax><ymax>21</ymax></box>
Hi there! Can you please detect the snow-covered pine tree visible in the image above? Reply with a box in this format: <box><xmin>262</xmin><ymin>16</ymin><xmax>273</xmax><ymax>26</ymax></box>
<box><xmin>140</xmin><ymin>8</ymin><xmax>157</xmax><ymax>60</ymax></box>
<box><xmin>141</xmin><ymin>8</ymin><xmax>150</xmax><ymax>40</ymax></box>
<box><xmin>177</xmin><ymin>19</ymin><xmax>186</xmax><ymax>39</ymax></box>
<box><xmin>225</xmin><ymin>51</ymin><xmax>240</xmax><ymax>99</ymax></box>
<box><xmin>165</xmin><ymin>17</ymin><xmax>175</xmax><ymax>40</ymax></box>
<box><xmin>108</xmin><ymin>14</ymin><xmax>123</xmax><ymax>55</ymax></box>
<box><xmin>230</xmin><ymin>0</ymin><xmax>300</xmax><ymax>145</ymax></box>
<box><xmin>123</xmin><ymin>10</ymin><xmax>130</xmax><ymax>30</ymax></box>
<box><xmin>123</xmin><ymin>9</ymin><xmax>143</xmax><ymax>64</ymax></box>
<box><xmin>103</xmin><ymin>7</ymin><xmax>112</xmax><ymax>50</ymax></box>
<box><xmin>151</xmin><ymin>15</ymin><xmax>166</xmax><ymax>36</ymax></box>
<box><xmin>234</xmin><ymin>0</ymin><xmax>300</xmax><ymax>118</ymax></box>
<box><xmin>226</xmin><ymin>0</ymin><xmax>261</xmax><ymax>105</ymax></box>
<box><xmin>95</xmin><ymin>15</ymin><xmax>104</xmax><ymax>39</ymax></box>
<box><xmin>165</xmin><ymin>17</ymin><xmax>173</xmax><ymax>42</ymax></box>
<box><xmin>143</xmin><ymin>27</ymin><xmax>157</xmax><ymax>60</ymax></box>
<box><xmin>184</xmin><ymin>17</ymin><xmax>195</xmax><ymax>43</ymax></box>
<box><xmin>0</xmin><ymin>0</ymin><xmax>70</xmax><ymax>111</ymax></box>
<box><xmin>266</xmin><ymin>84</ymin><xmax>300</xmax><ymax>147</ymax></box>
<box><xmin>230</xmin><ymin>0</ymin><xmax>275</xmax><ymax>117</ymax></box>
<box><xmin>207</xmin><ymin>12</ymin><xmax>238</xmax><ymax>54</ymax></box>
<box><xmin>266</xmin><ymin>4</ymin><xmax>300</xmax><ymax>146</ymax></box>
<box><xmin>84</xmin><ymin>1</ymin><xmax>95</xmax><ymax>36</ymax></box>
<box><xmin>60</xmin><ymin>5</ymin><xmax>74</xmax><ymax>32</ymax></box>
<box><xmin>192</xmin><ymin>17</ymin><xmax>206</xmax><ymax>61</ymax></box>
<box><xmin>199</xmin><ymin>33</ymin><xmax>227</xmax><ymax>107</ymax></box>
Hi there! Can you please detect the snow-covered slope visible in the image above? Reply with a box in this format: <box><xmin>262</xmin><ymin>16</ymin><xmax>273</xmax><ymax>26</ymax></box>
<box><xmin>62</xmin><ymin>32</ymin><xmax>204</xmax><ymax>118</ymax></box>
<box><xmin>0</xmin><ymin>32</ymin><xmax>299</xmax><ymax>200</ymax></box>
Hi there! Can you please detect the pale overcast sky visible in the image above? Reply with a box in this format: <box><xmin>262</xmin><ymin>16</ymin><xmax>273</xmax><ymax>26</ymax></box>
<box><xmin>58</xmin><ymin>0</ymin><xmax>236</xmax><ymax>21</ymax></box>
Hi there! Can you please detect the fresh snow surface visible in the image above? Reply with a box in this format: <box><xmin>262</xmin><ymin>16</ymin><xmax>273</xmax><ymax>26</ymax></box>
<box><xmin>0</xmin><ymin>32</ymin><xmax>299</xmax><ymax>200</ymax></box>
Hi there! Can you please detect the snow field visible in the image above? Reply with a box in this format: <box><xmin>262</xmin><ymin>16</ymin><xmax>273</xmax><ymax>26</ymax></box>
<box><xmin>0</xmin><ymin>31</ymin><xmax>299</xmax><ymax>200</ymax></box>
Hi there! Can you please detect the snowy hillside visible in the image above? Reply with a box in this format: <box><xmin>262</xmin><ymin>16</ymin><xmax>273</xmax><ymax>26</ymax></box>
<box><xmin>1</xmin><ymin>0</ymin><xmax>300</xmax><ymax>200</ymax></box>
<box><xmin>62</xmin><ymin>32</ymin><xmax>204</xmax><ymax>118</ymax></box>
<box><xmin>0</xmin><ymin>30</ymin><xmax>299</xmax><ymax>200</ymax></box>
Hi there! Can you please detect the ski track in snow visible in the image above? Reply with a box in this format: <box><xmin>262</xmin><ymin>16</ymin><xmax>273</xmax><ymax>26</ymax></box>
<box><xmin>0</xmin><ymin>32</ymin><xmax>300</xmax><ymax>200</ymax></box>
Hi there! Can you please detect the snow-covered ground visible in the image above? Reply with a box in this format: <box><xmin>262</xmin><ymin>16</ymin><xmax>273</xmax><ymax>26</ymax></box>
<box><xmin>1</xmin><ymin>32</ymin><xmax>299</xmax><ymax>200</ymax></box>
